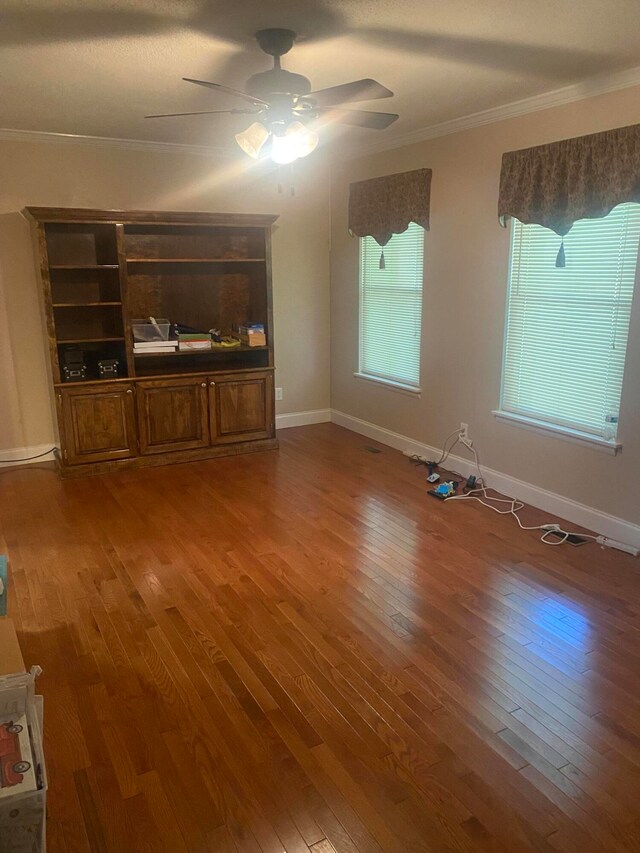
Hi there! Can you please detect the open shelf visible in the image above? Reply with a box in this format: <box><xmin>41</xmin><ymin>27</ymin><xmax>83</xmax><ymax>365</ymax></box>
<box><xmin>126</xmin><ymin>260</ymin><xmax>267</xmax><ymax>341</ymax></box>
<box><xmin>58</xmin><ymin>336</ymin><xmax>125</xmax><ymax>344</ymax></box>
<box><xmin>56</xmin><ymin>336</ymin><xmax>128</xmax><ymax>383</ymax></box>
<box><xmin>133</xmin><ymin>344</ymin><xmax>268</xmax><ymax>358</ymax></box>
<box><xmin>53</xmin><ymin>301</ymin><xmax>122</xmax><ymax>307</ymax></box>
<box><xmin>44</xmin><ymin>222</ymin><xmax>119</xmax><ymax>267</ymax></box>
<box><xmin>126</xmin><ymin>258</ymin><xmax>265</xmax><ymax>264</ymax></box>
<box><xmin>53</xmin><ymin>300</ymin><xmax>124</xmax><ymax>343</ymax></box>
<box><xmin>134</xmin><ymin>349</ymin><xmax>270</xmax><ymax>376</ymax></box>
<box><xmin>50</xmin><ymin>266</ymin><xmax>122</xmax><ymax>306</ymax></box>
<box><xmin>123</xmin><ymin>222</ymin><xmax>266</xmax><ymax>262</ymax></box>
<box><xmin>50</xmin><ymin>264</ymin><xmax>119</xmax><ymax>270</ymax></box>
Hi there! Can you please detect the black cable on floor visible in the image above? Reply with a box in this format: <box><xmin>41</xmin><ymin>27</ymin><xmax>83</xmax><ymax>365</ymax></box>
<box><xmin>0</xmin><ymin>447</ymin><xmax>56</xmax><ymax>464</ymax></box>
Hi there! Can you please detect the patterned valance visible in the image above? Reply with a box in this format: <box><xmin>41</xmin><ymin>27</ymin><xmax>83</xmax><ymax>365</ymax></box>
<box><xmin>498</xmin><ymin>123</ymin><xmax>640</xmax><ymax>237</ymax></box>
<box><xmin>348</xmin><ymin>168</ymin><xmax>432</xmax><ymax>247</ymax></box>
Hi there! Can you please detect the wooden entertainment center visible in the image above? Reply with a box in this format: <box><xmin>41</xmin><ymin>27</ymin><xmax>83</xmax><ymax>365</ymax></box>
<box><xmin>24</xmin><ymin>207</ymin><xmax>278</xmax><ymax>477</ymax></box>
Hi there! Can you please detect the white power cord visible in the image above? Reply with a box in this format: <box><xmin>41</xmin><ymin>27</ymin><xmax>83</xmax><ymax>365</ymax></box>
<box><xmin>435</xmin><ymin>429</ymin><xmax>463</xmax><ymax>466</ymax></box>
<box><xmin>407</xmin><ymin>432</ymin><xmax>484</xmax><ymax>487</ymax></box>
<box><xmin>406</xmin><ymin>429</ymin><xmax>460</xmax><ymax>467</ymax></box>
<box><xmin>426</xmin><ymin>428</ymin><xmax>599</xmax><ymax>547</ymax></box>
<box><xmin>446</xmin><ymin>487</ymin><xmax>599</xmax><ymax>545</ymax></box>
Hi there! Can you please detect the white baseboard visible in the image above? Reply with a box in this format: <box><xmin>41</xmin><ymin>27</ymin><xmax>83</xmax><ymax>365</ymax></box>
<box><xmin>331</xmin><ymin>410</ymin><xmax>640</xmax><ymax>550</ymax></box>
<box><xmin>0</xmin><ymin>444</ymin><xmax>56</xmax><ymax>468</ymax></box>
<box><xmin>276</xmin><ymin>409</ymin><xmax>332</xmax><ymax>429</ymax></box>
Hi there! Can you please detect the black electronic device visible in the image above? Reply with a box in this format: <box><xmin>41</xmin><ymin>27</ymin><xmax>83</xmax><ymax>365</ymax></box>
<box><xmin>61</xmin><ymin>346</ymin><xmax>87</xmax><ymax>382</ymax></box>
<box><xmin>98</xmin><ymin>359</ymin><xmax>119</xmax><ymax>379</ymax></box>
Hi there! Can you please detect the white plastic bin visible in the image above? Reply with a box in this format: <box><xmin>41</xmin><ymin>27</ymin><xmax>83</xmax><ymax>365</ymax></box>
<box><xmin>131</xmin><ymin>319</ymin><xmax>170</xmax><ymax>342</ymax></box>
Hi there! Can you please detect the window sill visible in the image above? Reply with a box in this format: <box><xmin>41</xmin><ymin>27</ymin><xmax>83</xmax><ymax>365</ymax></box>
<box><xmin>354</xmin><ymin>372</ymin><xmax>422</xmax><ymax>397</ymax></box>
<box><xmin>492</xmin><ymin>410</ymin><xmax>622</xmax><ymax>455</ymax></box>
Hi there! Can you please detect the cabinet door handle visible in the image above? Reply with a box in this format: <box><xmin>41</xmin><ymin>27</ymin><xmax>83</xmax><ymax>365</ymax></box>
<box><xmin>126</xmin><ymin>389</ymin><xmax>133</xmax><ymax>394</ymax></box>
<box><xmin>210</xmin><ymin>381</ymin><xmax>215</xmax><ymax>387</ymax></box>
<box><xmin>201</xmin><ymin>382</ymin><xmax>206</xmax><ymax>387</ymax></box>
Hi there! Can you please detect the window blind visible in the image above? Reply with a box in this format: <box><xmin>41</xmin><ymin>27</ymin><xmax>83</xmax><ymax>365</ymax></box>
<box><xmin>359</xmin><ymin>222</ymin><xmax>425</xmax><ymax>388</ymax></box>
<box><xmin>501</xmin><ymin>203</ymin><xmax>640</xmax><ymax>439</ymax></box>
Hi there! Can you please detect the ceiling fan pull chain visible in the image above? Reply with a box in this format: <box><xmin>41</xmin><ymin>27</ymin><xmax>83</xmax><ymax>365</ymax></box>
<box><xmin>275</xmin><ymin>165</ymin><xmax>296</xmax><ymax>196</ymax></box>
<box><xmin>289</xmin><ymin>163</ymin><xmax>296</xmax><ymax>197</ymax></box>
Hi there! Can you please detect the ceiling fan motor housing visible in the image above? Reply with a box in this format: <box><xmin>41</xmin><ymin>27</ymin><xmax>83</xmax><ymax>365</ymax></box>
<box><xmin>245</xmin><ymin>68</ymin><xmax>312</xmax><ymax>100</ymax></box>
<box><xmin>247</xmin><ymin>30</ymin><xmax>311</xmax><ymax>101</ymax></box>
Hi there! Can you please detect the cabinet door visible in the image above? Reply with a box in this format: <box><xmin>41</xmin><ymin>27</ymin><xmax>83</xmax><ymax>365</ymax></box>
<box><xmin>137</xmin><ymin>378</ymin><xmax>209</xmax><ymax>455</ymax></box>
<box><xmin>209</xmin><ymin>371</ymin><xmax>274</xmax><ymax>444</ymax></box>
<box><xmin>60</xmin><ymin>384</ymin><xmax>137</xmax><ymax>465</ymax></box>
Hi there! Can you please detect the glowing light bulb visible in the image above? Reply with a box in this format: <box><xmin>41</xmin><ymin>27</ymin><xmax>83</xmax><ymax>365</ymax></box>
<box><xmin>270</xmin><ymin>121</ymin><xmax>319</xmax><ymax>165</ymax></box>
<box><xmin>235</xmin><ymin>122</ymin><xmax>269</xmax><ymax>159</ymax></box>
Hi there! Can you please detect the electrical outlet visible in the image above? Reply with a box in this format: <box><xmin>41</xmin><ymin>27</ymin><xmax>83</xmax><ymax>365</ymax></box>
<box><xmin>275</xmin><ymin>387</ymin><xmax>283</xmax><ymax>401</ymax></box>
<box><xmin>459</xmin><ymin>422</ymin><xmax>473</xmax><ymax>448</ymax></box>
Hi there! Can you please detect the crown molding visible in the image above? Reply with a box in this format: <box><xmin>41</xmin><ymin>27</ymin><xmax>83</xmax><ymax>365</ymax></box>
<box><xmin>0</xmin><ymin>126</ymin><xmax>232</xmax><ymax>156</ymax></box>
<box><xmin>353</xmin><ymin>64</ymin><xmax>640</xmax><ymax>158</ymax></box>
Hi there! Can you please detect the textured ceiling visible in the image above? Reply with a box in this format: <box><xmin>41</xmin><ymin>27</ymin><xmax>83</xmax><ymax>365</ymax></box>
<box><xmin>1</xmin><ymin>0</ymin><xmax>640</xmax><ymax>152</ymax></box>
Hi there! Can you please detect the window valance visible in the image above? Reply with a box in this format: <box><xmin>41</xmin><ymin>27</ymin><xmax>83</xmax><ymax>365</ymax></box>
<box><xmin>498</xmin><ymin>123</ymin><xmax>640</xmax><ymax>237</ymax></box>
<box><xmin>348</xmin><ymin>168</ymin><xmax>432</xmax><ymax>247</ymax></box>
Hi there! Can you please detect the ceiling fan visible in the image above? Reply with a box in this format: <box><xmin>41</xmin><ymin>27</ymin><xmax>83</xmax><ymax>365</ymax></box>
<box><xmin>146</xmin><ymin>28</ymin><xmax>399</xmax><ymax>164</ymax></box>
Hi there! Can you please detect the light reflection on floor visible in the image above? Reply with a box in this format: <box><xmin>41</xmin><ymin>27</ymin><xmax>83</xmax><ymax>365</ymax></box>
<box><xmin>529</xmin><ymin>596</ymin><xmax>592</xmax><ymax>651</ymax></box>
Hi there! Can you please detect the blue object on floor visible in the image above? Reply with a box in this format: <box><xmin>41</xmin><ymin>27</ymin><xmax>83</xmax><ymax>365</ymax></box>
<box><xmin>0</xmin><ymin>555</ymin><xmax>7</xmax><ymax>615</ymax></box>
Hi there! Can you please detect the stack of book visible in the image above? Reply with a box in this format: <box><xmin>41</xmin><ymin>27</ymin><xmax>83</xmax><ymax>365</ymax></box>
<box><xmin>133</xmin><ymin>340</ymin><xmax>178</xmax><ymax>355</ymax></box>
<box><xmin>178</xmin><ymin>333</ymin><xmax>212</xmax><ymax>351</ymax></box>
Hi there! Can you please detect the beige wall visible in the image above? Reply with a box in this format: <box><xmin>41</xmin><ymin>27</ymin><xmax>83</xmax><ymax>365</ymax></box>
<box><xmin>0</xmin><ymin>139</ymin><xmax>330</xmax><ymax>453</ymax></box>
<box><xmin>331</xmin><ymin>85</ymin><xmax>640</xmax><ymax>524</ymax></box>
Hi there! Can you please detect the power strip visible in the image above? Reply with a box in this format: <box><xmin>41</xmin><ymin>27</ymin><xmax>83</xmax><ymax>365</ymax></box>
<box><xmin>596</xmin><ymin>536</ymin><xmax>640</xmax><ymax>557</ymax></box>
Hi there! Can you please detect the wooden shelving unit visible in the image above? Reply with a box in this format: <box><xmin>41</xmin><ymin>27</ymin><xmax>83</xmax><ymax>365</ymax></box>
<box><xmin>24</xmin><ymin>207</ymin><xmax>279</xmax><ymax>477</ymax></box>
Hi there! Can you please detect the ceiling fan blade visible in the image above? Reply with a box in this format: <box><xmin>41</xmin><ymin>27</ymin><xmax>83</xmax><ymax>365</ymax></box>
<box><xmin>183</xmin><ymin>78</ymin><xmax>268</xmax><ymax>106</ymax></box>
<box><xmin>310</xmin><ymin>107</ymin><xmax>399</xmax><ymax>130</ymax></box>
<box><xmin>145</xmin><ymin>108</ymin><xmax>259</xmax><ymax>119</ymax></box>
<box><xmin>306</xmin><ymin>78</ymin><xmax>393</xmax><ymax>107</ymax></box>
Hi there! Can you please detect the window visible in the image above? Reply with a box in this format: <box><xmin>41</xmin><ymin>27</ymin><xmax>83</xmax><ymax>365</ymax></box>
<box><xmin>358</xmin><ymin>222</ymin><xmax>425</xmax><ymax>390</ymax></box>
<box><xmin>499</xmin><ymin>203</ymin><xmax>640</xmax><ymax>444</ymax></box>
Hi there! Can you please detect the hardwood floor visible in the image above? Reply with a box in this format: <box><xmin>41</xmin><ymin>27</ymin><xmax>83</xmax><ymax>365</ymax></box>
<box><xmin>1</xmin><ymin>423</ymin><xmax>640</xmax><ymax>852</ymax></box>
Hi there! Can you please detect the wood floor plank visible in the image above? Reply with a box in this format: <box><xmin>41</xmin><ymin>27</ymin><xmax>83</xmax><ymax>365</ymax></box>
<box><xmin>1</xmin><ymin>423</ymin><xmax>639</xmax><ymax>851</ymax></box>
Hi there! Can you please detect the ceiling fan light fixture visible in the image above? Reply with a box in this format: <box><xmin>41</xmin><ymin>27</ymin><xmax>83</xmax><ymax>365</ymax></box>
<box><xmin>270</xmin><ymin>121</ymin><xmax>319</xmax><ymax>165</ymax></box>
<box><xmin>234</xmin><ymin>122</ymin><xmax>269</xmax><ymax>159</ymax></box>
